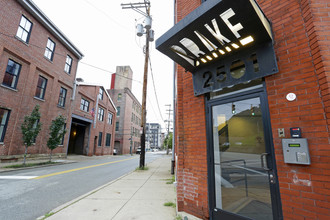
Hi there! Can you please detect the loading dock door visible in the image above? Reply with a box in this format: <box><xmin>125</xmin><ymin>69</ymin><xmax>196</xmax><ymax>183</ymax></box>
<box><xmin>68</xmin><ymin>120</ymin><xmax>88</xmax><ymax>155</ymax></box>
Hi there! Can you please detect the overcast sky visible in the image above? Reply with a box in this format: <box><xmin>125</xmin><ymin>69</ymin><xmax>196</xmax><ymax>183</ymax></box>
<box><xmin>32</xmin><ymin>0</ymin><xmax>175</xmax><ymax>131</ymax></box>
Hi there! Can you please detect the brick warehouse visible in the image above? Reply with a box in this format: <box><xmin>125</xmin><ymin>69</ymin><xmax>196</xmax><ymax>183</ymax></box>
<box><xmin>71</xmin><ymin>82</ymin><xmax>117</xmax><ymax>156</ymax></box>
<box><xmin>157</xmin><ymin>0</ymin><xmax>330</xmax><ymax>219</ymax></box>
<box><xmin>0</xmin><ymin>0</ymin><xmax>83</xmax><ymax>158</ymax></box>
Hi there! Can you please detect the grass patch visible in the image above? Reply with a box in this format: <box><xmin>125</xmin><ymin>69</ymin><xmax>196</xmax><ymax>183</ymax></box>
<box><xmin>39</xmin><ymin>212</ymin><xmax>54</xmax><ymax>220</ymax></box>
<box><xmin>166</xmin><ymin>175</ymin><xmax>175</xmax><ymax>184</ymax></box>
<box><xmin>4</xmin><ymin>161</ymin><xmax>58</xmax><ymax>169</ymax></box>
<box><xmin>135</xmin><ymin>166</ymin><xmax>149</xmax><ymax>171</ymax></box>
<box><xmin>164</xmin><ymin>202</ymin><xmax>176</xmax><ymax>208</ymax></box>
<box><xmin>176</xmin><ymin>215</ymin><xmax>183</xmax><ymax>220</ymax></box>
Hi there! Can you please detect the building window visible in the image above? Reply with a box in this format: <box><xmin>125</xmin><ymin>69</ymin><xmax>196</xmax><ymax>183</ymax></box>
<box><xmin>99</xmin><ymin>88</ymin><xmax>104</xmax><ymax>100</ymax></box>
<box><xmin>64</xmin><ymin>55</ymin><xmax>72</xmax><ymax>74</ymax></box>
<box><xmin>35</xmin><ymin>76</ymin><xmax>47</xmax><ymax>99</ymax></box>
<box><xmin>117</xmin><ymin>107</ymin><xmax>120</xmax><ymax>116</ymax></box>
<box><xmin>115</xmin><ymin>122</ymin><xmax>119</xmax><ymax>131</ymax></box>
<box><xmin>118</xmin><ymin>93</ymin><xmax>122</xmax><ymax>101</ymax></box>
<box><xmin>80</xmin><ymin>98</ymin><xmax>89</xmax><ymax>112</ymax></box>
<box><xmin>98</xmin><ymin>132</ymin><xmax>103</xmax><ymax>146</ymax></box>
<box><xmin>58</xmin><ymin>87</ymin><xmax>67</xmax><ymax>107</ymax></box>
<box><xmin>106</xmin><ymin>133</ymin><xmax>111</xmax><ymax>147</ymax></box>
<box><xmin>44</xmin><ymin>38</ymin><xmax>56</xmax><ymax>61</ymax></box>
<box><xmin>16</xmin><ymin>15</ymin><xmax>33</xmax><ymax>43</ymax></box>
<box><xmin>2</xmin><ymin>59</ymin><xmax>21</xmax><ymax>89</ymax></box>
<box><xmin>107</xmin><ymin>112</ymin><xmax>113</xmax><ymax>124</ymax></box>
<box><xmin>98</xmin><ymin>107</ymin><xmax>104</xmax><ymax>121</ymax></box>
<box><xmin>0</xmin><ymin>108</ymin><xmax>10</xmax><ymax>142</ymax></box>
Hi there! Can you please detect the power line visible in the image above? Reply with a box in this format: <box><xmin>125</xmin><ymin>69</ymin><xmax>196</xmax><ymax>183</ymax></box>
<box><xmin>79</xmin><ymin>62</ymin><xmax>142</xmax><ymax>84</ymax></box>
<box><xmin>148</xmin><ymin>56</ymin><xmax>164</xmax><ymax>122</ymax></box>
<box><xmin>83</xmin><ymin>0</ymin><xmax>132</xmax><ymax>32</ymax></box>
<box><xmin>1</xmin><ymin>29</ymin><xmax>162</xmax><ymax>124</ymax></box>
<box><xmin>0</xmin><ymin>31</ymin><xmax>142</xmax><ymax>85</ymax></box>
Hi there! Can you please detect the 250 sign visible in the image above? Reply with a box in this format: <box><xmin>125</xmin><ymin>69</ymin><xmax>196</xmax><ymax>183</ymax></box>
<box><xmin>192</xmin><ymin>42</ymin><xmax>278</xmax><ymax>96</ymax></box>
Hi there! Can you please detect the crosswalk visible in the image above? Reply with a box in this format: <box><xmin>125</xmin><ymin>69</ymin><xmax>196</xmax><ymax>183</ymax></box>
<box><xmin>0</xmin><ymin>176</ymin><xmax>38</xmax><ymax>180</ymax></box>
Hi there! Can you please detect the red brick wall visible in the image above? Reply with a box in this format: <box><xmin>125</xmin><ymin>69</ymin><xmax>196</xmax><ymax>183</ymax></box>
<box><xmin>74</xmin><ymin>85</ymin><xmax>117</xmax><ymax>156</ymax></box>
<box><xmin>260</xmin><ymin>0</ymin><xmax>330</xmax><ymax>218</ymax></box>
<box><xmin>108</xmin><ymin>87</ymin><xmax>141</xmax><ymax>155</ymax></box>
<box><xmin>175</xmin><ymin>0</ymin><xmax>209</xmax><ymax>219</ymax></box>
<box><xmin>0</xmin><ymin>0</ymin><xmax>80</xmax><ymax>157</ymax></box>
<box><xmin>175</xmin><ymin>0</ymin><xmax>330</xmax><ymax>219</ymax></box>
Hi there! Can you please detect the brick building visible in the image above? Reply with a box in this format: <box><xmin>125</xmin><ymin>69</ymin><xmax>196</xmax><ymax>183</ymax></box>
<box><xmin>108</xmin><ymin>66</ymin><xmax>142</xmax><ymax>155</ymax></box>
<box><xmin>70</xmin><ymin>82</ymin><xmax>117</xmax><ymax>156</ymax></box>
<box><xmin>157</xmin><ymin>0</ymin><xmax>330</xmax><ymax>219</ymax></box>
<box><xmin>0</xmin><ymin>0</ymin><xmax>83</xmax><ymax>158</ymax></box>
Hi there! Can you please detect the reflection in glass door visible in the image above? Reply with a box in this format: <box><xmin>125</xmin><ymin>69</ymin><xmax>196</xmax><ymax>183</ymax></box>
<box><xmin>212</xmin><ymin>97</ymin><xmax>273</xmax><ymax>219</ymax></box>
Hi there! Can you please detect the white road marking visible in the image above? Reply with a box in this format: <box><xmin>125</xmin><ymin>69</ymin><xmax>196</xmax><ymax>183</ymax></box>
<box><xmin>0</xmin><ymin>176</ymin><xmax>38</xmax><ymax>180</ymax></box>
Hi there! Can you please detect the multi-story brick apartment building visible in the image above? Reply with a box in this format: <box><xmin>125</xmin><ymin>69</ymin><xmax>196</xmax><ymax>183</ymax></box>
<box><xmin>108</xmin><ymin>66</ymin><xmax>142</xmax><ymax>155</ymax></box>
<box><xmin>70</xmin><ymin>82</ymin><xmax>117</xmax><ymax>156</ymax></box>
<box><xmin>0</xmin><ymin>0</ymin><xmax>83</xmax><ymax>158</ymax></box>
<box><xmin>157</xmin><ymin>0</ymin><xmax>330</xmax><ymax>219</ymax></box>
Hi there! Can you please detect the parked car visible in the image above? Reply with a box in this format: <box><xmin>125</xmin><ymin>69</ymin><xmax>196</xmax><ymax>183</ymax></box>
<box><xmin>136</xmin><ymin>147</ymin><xmax>141</xmax><ymax>154</ymax></box>
<box><xmin>113</xmin><ymin>148</ymin><xmax>117</xmax><ymax>155</ymax></box>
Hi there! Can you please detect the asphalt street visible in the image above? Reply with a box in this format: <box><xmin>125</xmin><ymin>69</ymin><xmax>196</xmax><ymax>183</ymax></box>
<box><xmin>0</xmin><ymin>153</ymin><xmax>163</xmax><ymax>220</ymax></box>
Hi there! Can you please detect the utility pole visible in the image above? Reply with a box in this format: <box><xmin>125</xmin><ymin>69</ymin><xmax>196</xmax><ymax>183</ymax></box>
<box><xmin>121</xmin><ymin>1</ymin><xmax>153</xmax><ymax>168</ymax></box>
<box><xmin>165</xmin><ymin>104</ymin><xmax>172</xmax><ymax>155</ymax></box>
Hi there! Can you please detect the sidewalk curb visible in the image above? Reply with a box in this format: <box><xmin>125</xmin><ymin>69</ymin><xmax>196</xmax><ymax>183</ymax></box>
<box><xmin>37</xmin><ymin>157</ymin><xmax>163</xmax><ymax>220</ymax></box>
<box><xmin>0</xmin><ymin>161</ymin><xmax>76</xmax><ymax>174</ymax></box>
<box><xmin>37</xmin><ymin>169</ymin><xmax>135</xmax><ymax>220</ymax></box>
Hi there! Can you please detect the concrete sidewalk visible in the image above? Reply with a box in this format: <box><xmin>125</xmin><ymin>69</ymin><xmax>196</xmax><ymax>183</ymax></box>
<box><xmin>39</xmin><ymin>155</ymin><xmax>177</xmax><ymax>220</ymax></box>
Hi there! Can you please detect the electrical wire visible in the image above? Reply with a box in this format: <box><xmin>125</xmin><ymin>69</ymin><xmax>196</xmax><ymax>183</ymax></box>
<box><xmin>83</xmin><ymin>0</ymin><xmax>132</xmax><ymax>32</ymax></box>
<box><xmin>148</xmin><ymin>56</ymin><xmax>165</xmax><ymax>122</ymax></box>
<box><xmin>0</xmin><ymin>29</ymin><xmax>163</xmax><ymax>125</ymax></box>
<box><xmin>0</xmin><ymin>31</ymin><xmax>142</xmax><ymax>85</ymax></box>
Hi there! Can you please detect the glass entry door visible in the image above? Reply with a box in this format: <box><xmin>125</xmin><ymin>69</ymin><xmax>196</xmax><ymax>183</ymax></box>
<box><xmin>209</xmin><ymin>94</ymin><xmax>281</xmax><ymax>220</ymax></box>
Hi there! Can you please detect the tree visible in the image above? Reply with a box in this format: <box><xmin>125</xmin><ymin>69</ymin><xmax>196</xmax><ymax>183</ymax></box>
<box><xmin>21</xmin><ymin>105</ymin><xmax>42</xmax><ymax>166</ymax></box>
<box><xmin>166</xmin><ymin>132</ymin><xmax>173</xmax><ymax>149</ymax></box>
<box><xmin>47</xmin><ymin>115</ymin><xmax>66</xmax><ymax>162</ymax></box>
<box><xmin>165</xmin><ymin>132</ymin><xmax>173</xmax><ymax>154</ymax></box>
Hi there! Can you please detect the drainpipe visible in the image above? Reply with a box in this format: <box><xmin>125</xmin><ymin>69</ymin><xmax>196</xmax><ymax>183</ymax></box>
<box><xmin>72</xmin><ymin>80</ymin><xmax>77</xmax><ymax>100</ymax></box>
<box><xmin>171</xmin><ymin>0</ymin><xmax>177</xmax><ymax>175</ymax></box>
<box><xmin>94</xmin><ymin>93</ymin><xmax>100</xmax><ymax>129</ymax></box>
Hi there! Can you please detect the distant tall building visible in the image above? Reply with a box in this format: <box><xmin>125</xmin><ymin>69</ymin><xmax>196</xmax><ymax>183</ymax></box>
<box><xmin>108</xmin><ymin>66</ymin><xmax>141</xmax><ymax>154</ymax></box>
<box><xmin>146</xmin><ymin>123</ymin><xmax>161</xmax><ymax>149</ymax></box>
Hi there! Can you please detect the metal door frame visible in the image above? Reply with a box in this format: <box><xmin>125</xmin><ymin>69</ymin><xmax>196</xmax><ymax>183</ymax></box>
<box><xmin>205</xmin><ymin>83</ymin><xmax>283</xmax><ymax>220</ymax></box>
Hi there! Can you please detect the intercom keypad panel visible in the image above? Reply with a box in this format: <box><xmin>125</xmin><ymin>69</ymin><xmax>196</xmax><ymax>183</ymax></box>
<box><xmin>282</xmin><ymin>138</ymin><xmax>310</xmax><ymax>165</ymax></box>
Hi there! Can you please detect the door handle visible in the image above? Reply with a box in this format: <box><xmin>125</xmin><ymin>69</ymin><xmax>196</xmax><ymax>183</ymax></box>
<box><xmin>261</xmin><ymin>153</ymin><xmax>270</xmax><ymax>171</ymax></box>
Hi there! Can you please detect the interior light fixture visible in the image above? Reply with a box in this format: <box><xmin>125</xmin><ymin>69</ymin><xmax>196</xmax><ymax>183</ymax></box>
<box><xmin>201</xmin><ymin>58</ymin><xmax>207</xmax><ymax>63</ymax></box>
<box><xmin>231</xmin><ymin>43</ymin><xmax>239</xmax><ymax>49</ymax></box>
<box><xmin>240</xmin><ymin>36</ymin><xmax>254</xmax><ymax>45</ymax></box>
<box><xmin>219</xmin><ymin>50</ymin><xmax>225</xmax><ymax>55</ymax></box>
<box><xmin>225</xmin><ymin>47</ymin><xmax>231</xmax><ymax>52</ymax></box>
<box><xmin>212</xmin><ymin>52</ymin><xmax>218</xmax><ymax>58</ymax></box>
